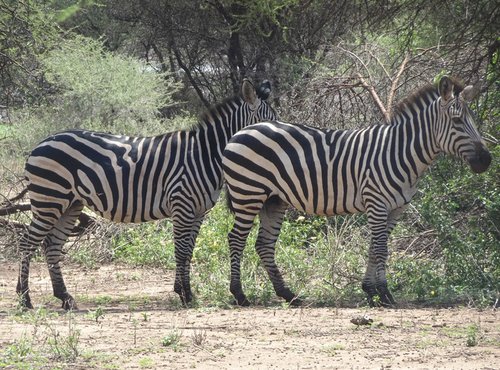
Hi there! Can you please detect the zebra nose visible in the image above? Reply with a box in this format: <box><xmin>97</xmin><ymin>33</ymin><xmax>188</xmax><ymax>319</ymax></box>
<box><xmin>468</xmin><ymin>143</ymin><xmax>491</xmax><ymax>174</ymax></box>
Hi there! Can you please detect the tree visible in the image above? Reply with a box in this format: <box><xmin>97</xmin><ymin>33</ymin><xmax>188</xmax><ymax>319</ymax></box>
<box><xmin>0</xmin><ymin>0</ymin><xmax>59</xmax><ymax>109</ymax></box>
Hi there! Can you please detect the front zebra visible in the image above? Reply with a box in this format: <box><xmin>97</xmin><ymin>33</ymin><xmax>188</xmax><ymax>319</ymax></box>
<box><xmin>17</xmin><ymin>79</ymin><xmax>276</xmax><ymax>310</ymax></box>
<box><xmin>222</xmin><ymin>76</ymin><xmax>491</xmax><ymax>307</ymax></box>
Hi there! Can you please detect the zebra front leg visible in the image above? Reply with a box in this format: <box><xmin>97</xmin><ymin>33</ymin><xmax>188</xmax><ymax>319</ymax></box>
<box><xmin>362</xmin><ymin>205</ymin><xmax>395</xmax><ymax>307</ymax></box>
<box><xmin>173</xmin><ymin>217</ymin><xmax>203</xmax><ymax>306</ymax></box>
<box><xmin>255</xmin><ymin>199</ymin><xmax>301</xmax><ymax>305</ymax></box>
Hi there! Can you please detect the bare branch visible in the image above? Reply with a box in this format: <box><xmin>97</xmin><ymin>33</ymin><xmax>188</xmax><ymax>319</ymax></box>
<box><xmin>338</xmin><ymin>45</ymin><xmax>373</xmax><ymax>81</ymax></box>
<box><xmin>0</xmin><ymin>202</ymin><xmax>30</xmax><ymax>216</ymax></box>
<box><xmin>355</xmin><ymin>73</ymin><xmax>390</xmax><ymax>123</ymax></box>
<box><xmin>3</xmin><ymin>186</ymin><xmax>28</xmax><ymax>204</ymax></box>
<box><xmin>387</xmin><ymin>54</ymin><xmax>410</xmax><ymax>117</ymax></box>
<box><xmin>0</xmin><ymin>217</ymin><xmax>26</xmax><ymax>231</ymax></box>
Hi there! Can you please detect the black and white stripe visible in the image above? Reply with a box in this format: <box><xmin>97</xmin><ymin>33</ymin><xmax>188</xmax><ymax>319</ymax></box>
<box><xmin>17</xmin><ymin>79</ymin><xmax>276</xmax><ymax>309</ymax></box>
<box><xmin>222</xmin><ymin>76</ymin><xmax>491</xmax><ymax>307</ymax></box>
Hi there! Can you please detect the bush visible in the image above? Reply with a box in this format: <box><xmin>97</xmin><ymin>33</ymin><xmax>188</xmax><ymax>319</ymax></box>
<box><xmin>40</xmin><ymin>35</ymin><xmax>179</xmax><ymax>130</ymax></box>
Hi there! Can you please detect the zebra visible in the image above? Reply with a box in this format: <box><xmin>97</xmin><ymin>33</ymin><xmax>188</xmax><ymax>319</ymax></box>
<box><xmin>222</xmin><ymin>76</ymin><xmax>492</xmax><ymax>307</ymax></box>
<box><xmin>17</xmin><ymin>79</ymin><xmax>276</xmax><ymax>310</ymax></box>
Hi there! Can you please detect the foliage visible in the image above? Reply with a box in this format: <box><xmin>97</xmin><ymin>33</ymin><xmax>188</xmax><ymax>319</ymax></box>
<box><xmin>161</xmin><ymin>330</ymin><xmax>182</xmax><ymax>349</ymax></box>
<box><xmin>111</xmin><ymin>222</ymin><xmax>176</xmax><ymax>269</ymax></box>
<box><xmin>0</xmin><ymin>309</ymin><xmax>82</xmax><ymax>368</ymax></box>
<box><xmin>0</xmin><ymin>34</ymin><xmax>183</xmax><ymax>175</ymax></box>
<box><xmin>0</xmin><ymin>335</ymin><xmax>46</xmax><ymax>369</ymax></box>
<box><xmin>412</xmin><ymin>153</ymin><xmax>499</xmax><ymax>303</ymax></box>
<box><xmin>0</xmin><ymin>0</ymin><xmax>59</xmax><ymax>107</ymax></box>
<box><xmin>40</xmin><ymin>35</ymin><xmax>179</xmax><ymax>128</ymax></box>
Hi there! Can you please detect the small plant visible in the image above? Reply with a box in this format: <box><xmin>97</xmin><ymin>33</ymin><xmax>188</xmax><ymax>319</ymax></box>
<box><xmin>161</xmin><ymin>330</ymin><xmax>182</xmax><ymax>348</ymax></box>
<box><xmin>0</xmin><ymin>335</ymin><xmax>44</xmax><ymax>367</ymax></box>
<box><xmin>47</xmin><ymin>326</ymin><xmax>81</xmax><ymax>362</ymax></box>
<box><xmin>131</xmin><ymin>319</ymin><xmax>139</xmax><ymax>346</ymax></box>
<box><xmin>191</xmin><ymin>329</ymin><xmax>207</xmax><ymax>346</ymax></box>
<box><xmin>138</xmin><ymin>357</ymin><xmax>155</xmax><ymax>368</ymax></box>
<box><xmin>95</xmin><ymin>295</ymin><xmax>113</xmax><ymax>306</ymax></box>
<box><xmin>466</xmin><ymin>324</ymin><xmax>479</xmax><ymax>347</ymax></box>
<box><xmin>322</xmin><ymin>343</ymin><xmax>345</xmax><ymax>356</ymax></box>
<box><xmin>141</xmin><ymin>312</ymin><xmax>149</xmax><ymax>322</ymax></box>
<box><xmin>87</xmin><ymin>306</ymin><xmax>105</xmax><ymax>323</ymax></box>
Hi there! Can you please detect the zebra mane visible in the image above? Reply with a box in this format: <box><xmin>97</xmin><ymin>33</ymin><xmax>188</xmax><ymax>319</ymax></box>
<box><xmin>391</xmin><ymin>76</ymin><xmax>465</xmax><ymax>120</ymax></box>
<box><xmin>195</xmin><ymin>95</ymin><xmax>243</xmax><ymax>130</ymax></box>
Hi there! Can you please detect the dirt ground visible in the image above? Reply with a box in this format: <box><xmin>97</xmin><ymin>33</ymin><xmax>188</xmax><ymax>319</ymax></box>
<box><xmin>0</xmin><ymin>263</ymin><xmax>499</xmax><ymax>369</ymax></box>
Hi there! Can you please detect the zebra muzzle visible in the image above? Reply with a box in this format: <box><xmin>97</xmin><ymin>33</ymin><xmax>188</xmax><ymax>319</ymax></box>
<box><xmin>468</xmin><ymin>143</ymin><xmax>492</xmax><ymax>174</ymax></box>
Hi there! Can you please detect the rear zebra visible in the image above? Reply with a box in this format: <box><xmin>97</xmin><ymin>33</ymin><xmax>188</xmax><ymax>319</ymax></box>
<box><xmin>222</xmin><ymin>76</ymin><xmax>492</xmax><ymax>307</ymax></box>
<box><xmin>17</xmin><ymin>79</ymin><xmax>276</xmax><ymax>310</ymax></box>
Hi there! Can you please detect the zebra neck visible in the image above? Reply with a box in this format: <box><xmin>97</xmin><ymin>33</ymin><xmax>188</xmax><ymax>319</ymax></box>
<box><xmin>194</xmin><ymin>97</ymin><xmax>248</xmax><ymax>165</ymax></box>
<box><xmin>393</xmin><ymin>97</ymin><xmax>441</xmax><ymax>181</ymax></box>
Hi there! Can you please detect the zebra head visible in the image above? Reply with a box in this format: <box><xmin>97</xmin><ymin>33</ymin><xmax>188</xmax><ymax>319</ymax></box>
<box><xmin>436</xmin><ymin>76</ymin><xmax>491</xmax><ymax>174</ymax></box>
<box><xmin>241</xmin><ymin>79</ymin><xmax>277</xmax><ymax>123</ymax></box>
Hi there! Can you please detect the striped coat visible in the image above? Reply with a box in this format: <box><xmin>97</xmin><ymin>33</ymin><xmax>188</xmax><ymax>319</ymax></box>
<box><xmin>222</xmin><ymin>76</ymin><xmax>491</xmax><ymax>306</ymax></box>
<box><xmin>17</xmin><ymin>79</ymin><xmax>276</xmax><ymax>309</ymax></box>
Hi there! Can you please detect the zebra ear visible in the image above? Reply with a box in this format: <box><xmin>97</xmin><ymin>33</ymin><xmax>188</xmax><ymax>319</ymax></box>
<box><xmin>256</xmin><ymin>80</ymin><xmax>272</xmax><ymax>101</ymax></box>
<box><xmin>242</xmin><ymin>79</ymin><xmax>257</xmax><ymax>105</ymax></box>
<box><xmin>438</xmin><ymin>76</ymin><xmax>454</xmax><ymax>102</ymax></box>
<box><xmin>461</xmin><ymin>84</ymin><xmax>480</xmax><ymax>102</ymax></box>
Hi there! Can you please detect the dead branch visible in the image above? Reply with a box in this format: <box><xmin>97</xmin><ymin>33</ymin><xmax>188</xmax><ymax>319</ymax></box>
<box><xmin>386</xmin><ymin>54</ymin><xmax>410</xmax><ymax>118</ymax></box>
<box><xmin>0</xmin><ymin>202</ymin><xmax>30</xmax><ymax>216</ymax></box>
<box><xmin>4</xmin><ymin>186</ymin><xmax>28</xmax><ymax>204</ymax></box>
<box><xmin>0</xmin><ymin>217</ymin><xmax>27</xmax><ymax>231</ymax></box>
<box><xmin>0</xmin><ymin>211</ymin><xmax>96</xmax><ymax>236</ymax></box>
<box><xmin>355</xmin><ymin>72</ymin><xmax>390</xmax><ymax>123</ymax></box>
<box><xmin>0</xmin><ymin>186</ymin><xmax>97</xmax><ymax>236</ymax></box>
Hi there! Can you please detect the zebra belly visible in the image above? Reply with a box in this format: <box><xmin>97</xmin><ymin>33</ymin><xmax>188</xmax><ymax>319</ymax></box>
<box><xmin>276</xmin><ymin>182</ymin><xmax>365</xmax><ymax>217</ymax></box>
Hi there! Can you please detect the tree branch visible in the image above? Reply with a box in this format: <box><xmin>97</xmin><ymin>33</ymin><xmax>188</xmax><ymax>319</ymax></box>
<box><xmin>170</xmin><ymin>41</ymin><xmax>211</xmax><ymax>109</ymax></box>
<box><xmin>355</xmin><ymin>73</ymin><xmax>390</xmax><ymax>123</ymax></box>
<box><xmin>386</xmin><ymin>53</ymin><xmax>409</xmax><ymax>117</ymax></box>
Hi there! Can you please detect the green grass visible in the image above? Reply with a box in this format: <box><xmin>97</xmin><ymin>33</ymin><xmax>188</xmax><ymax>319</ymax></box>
<box><xmin>0</xmin><ymin>123</ymin><xmax>11</xmax><ymax>136</ymax></box>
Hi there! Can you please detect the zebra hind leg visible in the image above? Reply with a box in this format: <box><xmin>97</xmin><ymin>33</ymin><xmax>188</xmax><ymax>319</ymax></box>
<box><xmin>43</xmin><ymin>202</ymin><xmax>84</xmax><ymax>310</ymax></box>
<box><xmin>16</xmin><ymin>201</ymin><xmax>80</xmax><ymax>309</ymax></box>
<box><xmin>173</xmin><ymin>217</ymin><xmax>203</xmax><ymax>306</ymax></box>
<box><xmin>16</xmin><ymin>219</ymin><xmax>49</xmax><ymax>309</ymax></box>
<box><xmin>228</xmin><ymin>211</ymin><xmax>262</xmax><ymax>307</ymax></box>
<box><xmin>255</xmin><ymin>197</ymin><xmax>301</xmax><ymax>305</ymax></box>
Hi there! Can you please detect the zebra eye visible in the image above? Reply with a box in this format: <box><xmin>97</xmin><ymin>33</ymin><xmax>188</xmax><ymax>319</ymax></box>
<box><xmin>452</xmin><ymin>117</ymin><xmax>463</xmax><ymax>125</ymax></box>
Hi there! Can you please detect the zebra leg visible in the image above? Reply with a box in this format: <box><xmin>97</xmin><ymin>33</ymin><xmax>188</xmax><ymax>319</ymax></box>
<box><xmin>43</xmin><ymin>202</ymin><xmax>84</xmax><ymax>310</ymax></box>
<box><xmin>387</xmin><ymin>205</ymin><xmax>407</xmax><ymax>236</ymax></box>
<box><xmin>16</xmin><ymin>217</ymin><xmax>53</xmax><ymax>309</ymax></box>
<box><xmin>255</xmin><ymin>198</ymin><xmax>301</xmax><ymax>305</ymax></box>
<box><xmin>228</xmin><ymin>215</ymin><xmax>259</xmax><ymax>307</ymax></box>
<box><xmin>173</xmin><ymin>217</ymin><xmax>203</xmax><ymax>306</ymax></box>
<box><xmin>362</xmin><ymin>204</ymin><xmax>395</xmax><ymax>307</ymax></box>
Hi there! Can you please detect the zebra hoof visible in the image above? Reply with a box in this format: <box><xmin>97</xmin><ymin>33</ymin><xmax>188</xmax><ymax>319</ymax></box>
<box><xmin>61</xmin><ymin>296</ymin><xmax>77</xmax><ymax>311</ymax></box>
<box><xmin>367</xmin><ymin>293</ymin><xmax>396</xmax><ymax>308</ymax></box>
<box><xmin>174</xmin><ymin>285</ymin><xmax>193</xmax><ymax>307</ymax></box>
<box><xmin>288</xmin><ymin>296</ymin><xmax>303</xmax><ymax>307</ymax></box>
<box><xmin>17</xmin><ymin>292</ymin><xmax>33</xmax><ymax>310</ymax></box>
<box><xmin>179</xmin><ymin>293</ymin><xmax>193</xmax><ymax>307</ymax></box>
<box><xmin>278</xmin><ymin>288</ymin><xmax>301</xmax><ymax>306</ymax></box>
<box><xmin>380</xmin><ymin>295</ymin><xmax>396</xmax><ymax>308</ymax></box>
<box><xmin>377</xmin><ymin>287</ymin><xmax>396</xmax><ymax>307</ymax></box>
<box><xmin>233</xmin><ymin>296</ymin><xmax>251</xmax><ymax>307</ymax></box>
